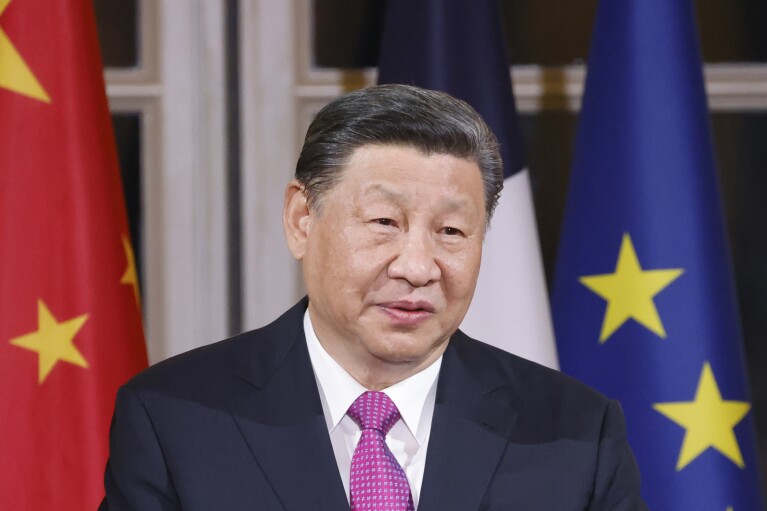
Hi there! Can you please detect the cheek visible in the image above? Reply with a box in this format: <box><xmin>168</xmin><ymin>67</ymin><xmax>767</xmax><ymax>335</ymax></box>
<box><xmin>344</xmin><ymin>245</ymin><xmax>394</xmax><ymax>296</ymax></box>
<box><xmin>440</xmin><ymin>246</ymin><xmax>482</xmax><ymax>295</ymax></box>
<box><xmin>315</xmin><ymin>226</ymin><xmax>391</xmax><ymax>288</ymax></box>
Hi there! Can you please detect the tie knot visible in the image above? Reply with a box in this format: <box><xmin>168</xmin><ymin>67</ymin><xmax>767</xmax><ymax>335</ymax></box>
<box><xmin>347</xmin><ymin>391</ymin><xmax>401</xmax><ymax>434</ymax></box>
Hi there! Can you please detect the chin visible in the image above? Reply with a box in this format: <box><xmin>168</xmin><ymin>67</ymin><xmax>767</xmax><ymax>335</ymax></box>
<box><xmin>368</xmin><ymin>335</ymin><xmax>446</xmax><ymax>365</ymax></box>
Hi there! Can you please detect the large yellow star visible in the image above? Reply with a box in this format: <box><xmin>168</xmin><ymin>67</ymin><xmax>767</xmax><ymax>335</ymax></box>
<box><xmin>9</xmin><ymin>299</ymin><xmax>89</xmax><ymax>383</ymax></box>
<box><xmin>653</xmin><ymin>362</ymin><xmax>751</xmax><ymax>471</ymax></box>
<box><xmin>579</xmin><ymin>233</ymin><xmax>683</xmax><ymax>343</ymax></box>
<box><xmin>0</xmin><ymin>0</ymin><xmax>50</xmax><ymax>102</ymax></box>
<box><xmin>120</xmin><ymin>235</ymin><xmax>141</xmax><ymax>308</ymax></box>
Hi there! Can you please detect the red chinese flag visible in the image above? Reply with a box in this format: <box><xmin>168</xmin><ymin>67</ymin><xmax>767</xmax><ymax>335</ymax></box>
<box><xmin>0</xmin><ymin>0</ymin><xmax>148</xmax><ymax>508</ymax></box>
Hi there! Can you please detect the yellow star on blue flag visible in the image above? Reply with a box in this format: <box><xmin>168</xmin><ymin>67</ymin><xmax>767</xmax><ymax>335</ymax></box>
<box><xmin>579</xmin><ymin>233</ymin><xmax>682</xmax><ymax>343</ymax></box>
<box><xmin>654</xmin><ymin>362</ymin><xmax>750</xmax><ymax>470</ymax></box>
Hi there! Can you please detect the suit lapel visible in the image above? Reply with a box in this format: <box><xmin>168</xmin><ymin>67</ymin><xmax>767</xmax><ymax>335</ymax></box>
<box><xmin>229</xmin><ymin>299</ymin><xmax>349</xmax><ymax>511</ymax></box>
<box><xmin>418</xmin><ymin>331</ymin><xmax>518</xmax><ymax>511</ymax></box>
<box><xmin>225</xmin><ymin>302</ymin><xmax>519</xmax><ymax>511</ymax></box>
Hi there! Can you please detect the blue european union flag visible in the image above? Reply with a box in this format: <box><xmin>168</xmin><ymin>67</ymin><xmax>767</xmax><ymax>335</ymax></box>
<box><xmin>551</xmin><ymin>0</ymin><xmax>764</xmax><ymax>508</ymax></box>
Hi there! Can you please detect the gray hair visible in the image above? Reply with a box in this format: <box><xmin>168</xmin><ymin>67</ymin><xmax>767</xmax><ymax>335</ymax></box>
<box><xmin>295</xmin><ymin>84</ymin><xmax>504</xmax><ymax>222</ymax></box>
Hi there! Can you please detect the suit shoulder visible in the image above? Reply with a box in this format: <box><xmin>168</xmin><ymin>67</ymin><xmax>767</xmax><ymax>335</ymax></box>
<box><xmin>124</xmin><ymin>298</ymin><xmax>308</xmax><ymax>397</ymax></box>
<box><xmin>451</xmin><ymin>331</ymin><xmax>613</xmax><ymax>431</ymax></box>
<box><xmin>123</xmin><ymin>330</ymin><xmax>257</xmax><ymax>396</ymax></box>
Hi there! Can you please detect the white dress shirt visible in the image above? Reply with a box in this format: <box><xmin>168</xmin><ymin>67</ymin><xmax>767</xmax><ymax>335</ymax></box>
<box><xmin>303</xmin><ymin>310</ymin><xmax>441</xmax><ymax>509</ymax></box>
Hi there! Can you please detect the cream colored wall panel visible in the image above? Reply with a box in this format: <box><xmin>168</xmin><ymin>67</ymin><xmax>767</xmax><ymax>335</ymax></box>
<box><xmin>153</xmin><ymin>0</ymin><xmax>229</xmax><ymax>361</ymax></box>
<box><xmin>240</xmin><ymin>0</ymin><xmax>304</xmax><ymax>331</ymax></box>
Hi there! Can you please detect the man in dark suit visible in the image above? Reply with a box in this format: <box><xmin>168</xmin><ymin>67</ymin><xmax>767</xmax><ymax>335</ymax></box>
<box><xmin>101</xmin><ymin>84</ymin><xmax>647</xmax><ymax>510</ymax></box>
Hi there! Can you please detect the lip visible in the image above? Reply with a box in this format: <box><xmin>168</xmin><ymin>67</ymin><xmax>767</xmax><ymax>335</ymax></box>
<box><xmin>377</xmin><ymin>300</ymin><xmax>435</xmax><ymax>326</ymax></box>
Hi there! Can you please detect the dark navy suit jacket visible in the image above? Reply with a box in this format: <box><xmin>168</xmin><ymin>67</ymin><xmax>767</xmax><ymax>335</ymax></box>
<box><xmin>100</xmin><ymin>298</ymin><xmax>647</xmax><ymax>510</ymax></box>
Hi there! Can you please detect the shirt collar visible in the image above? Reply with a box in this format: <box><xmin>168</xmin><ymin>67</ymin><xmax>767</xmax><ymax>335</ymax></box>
<box><xmin>304</xmin><ymin>309</ymin><xmax>442</xmax><ymax>444</ymax></box>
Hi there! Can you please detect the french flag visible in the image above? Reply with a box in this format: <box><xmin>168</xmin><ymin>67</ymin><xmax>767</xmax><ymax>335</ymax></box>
<box><xmin>377</xmin><ymin>0</ymin><xmax>558</xmax><ymax>368</ymax></box>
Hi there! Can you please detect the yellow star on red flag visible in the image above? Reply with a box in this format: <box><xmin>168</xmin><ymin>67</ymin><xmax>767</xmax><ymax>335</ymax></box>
<box><xmin>579</xmin><ymin>233</ymin><xmax>683</xmax><ymax>343</ymax></box>
<box><xmin>0</xmin><ymin>0</ymin><xmax>51</xmax><ymax>102</ymax></box>
<box><xmin>120</xmin><ymin>235</ymin><xmax>141</xmax><ymax>307</ymax></box>
<box><xmin>9</xmin><ymin>299</ymin><xmax>89</xmax><ymax>383</ymax></box>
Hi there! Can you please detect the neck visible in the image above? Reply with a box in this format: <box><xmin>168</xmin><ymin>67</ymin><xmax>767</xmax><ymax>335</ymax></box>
<box><xmin>322</xmin><ymin>339</ymin><xmax>446</xmax><ymax>391</ymax></box>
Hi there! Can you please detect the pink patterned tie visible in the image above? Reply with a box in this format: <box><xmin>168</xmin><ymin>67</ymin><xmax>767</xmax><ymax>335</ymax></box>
<box><xmin>347</xmin><ymin>391</ymin><xmax>415</xmax><ymax>511</ymax></box>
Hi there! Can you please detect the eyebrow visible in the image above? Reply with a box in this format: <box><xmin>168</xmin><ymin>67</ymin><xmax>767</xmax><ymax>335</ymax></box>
<box><xmin>362</xmin><ymin>183</ymin><xmax>406</xmax><ymax>202</ymax></box>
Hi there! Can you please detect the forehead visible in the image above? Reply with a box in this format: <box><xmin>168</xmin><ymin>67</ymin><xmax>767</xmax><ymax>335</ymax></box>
<box><xmin>315</xmin><ymin>145</ymin><xmax>486</xmax><ymax>227</ymax></box>
<box><xmin>338</xmin><ymin>144</ymin><xmax>482</xmax><ymax>191</ymax></box>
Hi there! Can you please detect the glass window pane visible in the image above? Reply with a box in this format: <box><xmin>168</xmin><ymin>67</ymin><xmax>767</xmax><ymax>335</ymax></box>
<box><xmin>311</xmin><ymin>0</ymin><xmax>767</xmax><ymax>68</ymax></box>
<box><xmin>518</xmin><ymin>111</ymin><xmax>577</xmax><ymax>280</ymax></box>
<box><xmin>112</xmin><ymin>113</ymin><xmax>143</xmax><ymax>295</ymax></box>
<box><xmin>500</xmin><ymin>0</ymin><xmax>596</xmax><ymax>66</ymax></box>
<box><xmin>94</xmin><ymin>0</ymin><xmax>139</xmax><ymax>68</ymax></box>
<box><xmin>697</xmin><ymin>0</ymin><xmax>767</xmax><ymax>63</ymax></box>
<box><xmin>313</xmin><ymin>0</ymin><xmax>385</xmax><ymax>68</ymax></box>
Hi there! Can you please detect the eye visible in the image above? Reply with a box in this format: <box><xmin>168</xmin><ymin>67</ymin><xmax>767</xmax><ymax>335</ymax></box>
<box><xmin>375</xmin><ymin>218</ymin><xmax>396</xmax><ymax>227</ymax></box>
<box><xmin>442</xmin><ymin>227</ymin><xmax>464</xmax><ymax>236</ymax></box>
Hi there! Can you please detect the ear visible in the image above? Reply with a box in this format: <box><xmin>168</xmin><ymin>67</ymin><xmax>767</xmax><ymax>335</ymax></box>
<box><xmin>283</xmin><ymin>180</ymin><xmax>312</xmax><ymax>260</ymax></box>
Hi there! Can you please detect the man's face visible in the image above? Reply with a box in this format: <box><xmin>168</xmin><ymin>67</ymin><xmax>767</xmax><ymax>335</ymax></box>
<box><xmin>285</xmin><ymin>144</ymin><xmax>486</xmax><ymax>385</ymax></box>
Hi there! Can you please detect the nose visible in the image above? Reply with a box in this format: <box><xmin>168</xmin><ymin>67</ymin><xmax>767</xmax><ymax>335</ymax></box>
<box><xmin>387</xmin><ymin>231</ymin><xmax>441</xmax><ymax>287</ymax></box>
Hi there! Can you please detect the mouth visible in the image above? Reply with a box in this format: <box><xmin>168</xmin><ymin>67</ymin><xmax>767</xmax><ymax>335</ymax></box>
<box><xmin>377</xmin><ymin>300</ymin><xmax>435</xmax><ymax>326</ymax></box>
